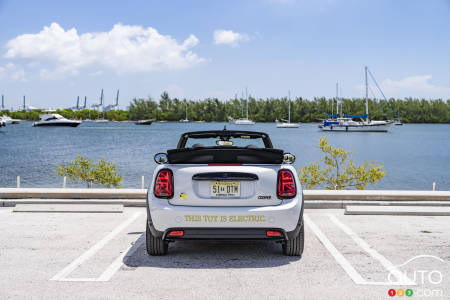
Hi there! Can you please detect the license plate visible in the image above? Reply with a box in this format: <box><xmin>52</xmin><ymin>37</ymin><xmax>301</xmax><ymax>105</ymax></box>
<box><xmin>210</xmin><ymin>181</ymin><xmax>240</xmax><ymax>197</ymax></box>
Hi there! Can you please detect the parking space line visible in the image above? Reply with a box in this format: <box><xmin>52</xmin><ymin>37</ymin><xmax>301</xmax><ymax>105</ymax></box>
<box><xmin>50</xmin><ymin>211</ymin><xmax>142</xmax><ymax>281</ymax></box>
<box><xmin>327</xmin><ymin>214</ymin><xmax>415</xmax><ymax>285</ymax></box>
<box><xmin>304</xmin><ymin>214</ymin><xmax>366</xmax><ymax>285</ymax></box>
<box><xmin>97</xmin><ymin>233</ymin><xmax>145</xmax><ymax>282</ymax></box>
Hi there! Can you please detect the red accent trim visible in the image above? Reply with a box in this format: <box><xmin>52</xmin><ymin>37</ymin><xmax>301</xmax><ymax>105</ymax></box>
<box><xmin>208</xmin><ymin>163</ymin><xmax>243</xmax><ymax>166</ymax></box>
<box><xmin>266</xmin><ymin>230</ymin><xmax>281</xmax><ymax>237</ymax></box>
<box><xmin>168</xmin><ymin>230</ymin><xmax>184</xmax><ymax>237</ymax></box>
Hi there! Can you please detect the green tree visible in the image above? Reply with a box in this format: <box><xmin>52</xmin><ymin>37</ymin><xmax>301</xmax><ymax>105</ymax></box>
<box><xmin>57</xmin><ymin>155</ymin><xmax>122</xmax><ymax>188</ymax></box>
<box><xmin>300</xmin><ymin>137</ymin><xmax>386</xmax><ymax>190</ymax></box>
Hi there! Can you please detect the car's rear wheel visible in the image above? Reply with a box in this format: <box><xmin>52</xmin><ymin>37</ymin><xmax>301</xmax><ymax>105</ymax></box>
<box><xmin>282</xmin><ymin>221</ymin><xmax>304</xmax><ymax>256</ymax></box>
<box><xmin>146</xmin><ymin>221</ymin><xmax>168</xmax><ymax>256</ymax></box>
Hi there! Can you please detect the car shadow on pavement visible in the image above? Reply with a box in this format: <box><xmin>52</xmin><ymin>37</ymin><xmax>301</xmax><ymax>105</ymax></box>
<box><xmin>123</xmin><ymin>234</ymin><xmax>301</xmax><ymax>269</ymax></box>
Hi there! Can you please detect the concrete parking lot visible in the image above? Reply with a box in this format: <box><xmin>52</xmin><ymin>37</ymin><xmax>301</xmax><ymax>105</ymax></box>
<box><xmin>0</xmin><ymin>206</ymin><xmax>449</xmax><ymax>299</ymax></box>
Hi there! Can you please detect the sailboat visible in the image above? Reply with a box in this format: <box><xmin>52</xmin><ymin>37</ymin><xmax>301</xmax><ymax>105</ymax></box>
<box><xmin>321</xmin><ymin>68</ymin><xmax>392</xmax><ymax>132</ymax></box>
<box><xmin>234</xmin><ymin>87</ymin><xmax>255</xmax><ymax>125</ymax></box>
<box><xmin>180</xmin><ymin>103</ymin><xmax>190</xmax><ymax>122</ymax></box>
<box><xmin>276</xmin><ymin>90</ymin><xmax>299</xmax><ymax>128</ymax></box>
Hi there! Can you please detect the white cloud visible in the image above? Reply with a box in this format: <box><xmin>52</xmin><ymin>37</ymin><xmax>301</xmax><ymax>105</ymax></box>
<box><xmin>380</xmin><ymin>75</ymin><xmax>450</xmax><ymax>98</ymax></box>
<box><xmin>0</xmin><ymin>63</ymin><xmax>26</xmax><ymax>81</ymax></box>
<box><xmin>213</xmin><ymin>29</ymin><xmax>249</xmax><ymax>47</ymax></box>
<box><xmin>4</xmin><ymin>22</ymin><xmax>204</xmax><ymax>79</ymax></box>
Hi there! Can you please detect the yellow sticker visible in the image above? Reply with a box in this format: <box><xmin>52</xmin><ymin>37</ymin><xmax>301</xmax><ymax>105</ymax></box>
<box><xmin>180</xmin><ymin>193</ymin><xmax>187</xmax><ymax>200</ymax></box>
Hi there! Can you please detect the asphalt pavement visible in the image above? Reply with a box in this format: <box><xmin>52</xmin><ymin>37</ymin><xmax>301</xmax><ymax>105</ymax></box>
<box><xmin>0</xmin><ymin>206</ymin><xmax>449</xmax><ymax>300</ymax></box>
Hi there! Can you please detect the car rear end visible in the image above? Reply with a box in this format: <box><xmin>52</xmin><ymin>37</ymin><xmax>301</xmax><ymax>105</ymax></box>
<box><xmin>146</xmin><ymin>163</ymin><xmax>304</xmax><ymax>254</ymax></box>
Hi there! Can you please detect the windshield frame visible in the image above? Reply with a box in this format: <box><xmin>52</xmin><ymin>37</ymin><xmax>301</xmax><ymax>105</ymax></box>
<box><xmin>177</xmin><ymin>130</ymin><xmax>273</xmax><ymax>149</ymax></box>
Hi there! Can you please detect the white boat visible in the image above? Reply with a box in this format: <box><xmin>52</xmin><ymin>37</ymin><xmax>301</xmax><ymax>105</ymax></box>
<box><xmin>234</xmin><ymin>118</ymin><xmax>255</xmax><ymax>125</ymax></box>
<box><xmin>321</xmin><ymin>118</ymin><xmax>390</xmax><ymax>132</ymax></box>
<box><xmin>276</xmin><ymin>91</ymin><xmax>299</xmax><ymax>128</ymax></box>
<box><xmin>233</xmin><ymin>87</ymin><xmax>255</xmax><ymax>125</ymax></box>
<box><xmin>0</xmin><ymin>117</ymin><xmax>6</xmax><ymax>129</ymax></box>
<box><xmin>277</xmin><ymin>121</ymin><xmax>299</xmax><ymax>128</ymax></box>
<box><xmin>32</xmin><ymin>114</ymin><xmax>81</xmax><ymax>127</ymax></box>
<box><xmin>180</xmin><ymin>104</ymin><xmax>190</xmax><ymax>122</ymax></box>
<box><xmin>320</xmin><ymin>68</ymin><xmax>391</xmax><ymax>132</ymax></box>
<box><xmin>93</xmin><ymin>119</ymin><xmax>109</xmax><ymax>123</ymax></box>
<box><xmin>1</xmin><ymin>115</ymin><xmax>20</xmax><ymax>124</ymax></box>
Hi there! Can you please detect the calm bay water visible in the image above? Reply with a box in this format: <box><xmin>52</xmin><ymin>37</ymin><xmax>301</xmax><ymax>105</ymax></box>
<box><xmin>0</xmin><ymin>122</ymin><xmax>449</xmax><ymax>190</ymax></box>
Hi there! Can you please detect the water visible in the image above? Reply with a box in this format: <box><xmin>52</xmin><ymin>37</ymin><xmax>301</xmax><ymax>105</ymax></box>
<box><xmin>0</xmin><ymin>122</ymin><xmax>449</xmax><ymax>190</ymax></box>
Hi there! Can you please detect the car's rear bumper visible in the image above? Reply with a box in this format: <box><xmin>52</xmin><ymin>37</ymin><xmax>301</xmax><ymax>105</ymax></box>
<box><xmin>147</xmin><ymin>193</ymin><xmax>303</xmax><ymax>241</ymax></box>
<box><xmin>162</xmin><ymin>228</ymin><xmax>292</xmax><ymax>241</ymax></box>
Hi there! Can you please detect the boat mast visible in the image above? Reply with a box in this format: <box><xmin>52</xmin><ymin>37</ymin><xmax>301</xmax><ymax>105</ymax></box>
<box><xmin>365</xmin><ymin>66</ymin><xmax>369</xmax><ymax>122</ymax></box>
<box><xmin>288</xmin><ymin>90</ymin><xmax>291</xmax><ymax>123</ymax></box>
<box><xmin>1</xmin><ymin>95</ymin><xmax>4</xmax><ymax>110</ymax></box>
<box><xmin>185</xmin><ymin>102</ymin><xmax>188</xmax><ymax>120</ymax></box>
<box><xmin>241</xmin><ymin>91</ymin><xmax>244</xmax><ymax>118</ymax></box>
<box><xmin>101</xmin><ymin>89</ymin><xmax>105</xmax><ymax>119</ymax></box>
<box><xmin>336</xmin><ymin>82</ymin><xmax>339</xmax><ymax>118</ymax></box>
<box><xmin>23</xmin><ymin>95</ymin><xmax>26</xmax><ymax>111</ymax></box>
<box><xmin>245</xmin><ymin>86</ymin><xmax>248</xmax><ymax>120</ymax></box>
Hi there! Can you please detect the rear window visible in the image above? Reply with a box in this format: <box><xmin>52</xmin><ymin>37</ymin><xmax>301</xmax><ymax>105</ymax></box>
<box><xmin>184</xmin><ymin>136</ymin><xmax>266</xmax><ymax>148</ymax></box>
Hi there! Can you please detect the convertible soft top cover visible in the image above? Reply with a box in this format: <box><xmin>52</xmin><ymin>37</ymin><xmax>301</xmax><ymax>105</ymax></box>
<box><xmin>167</xmin><ymin>147</ymin><xmax>284</xmax><ymax>164</ymax></box>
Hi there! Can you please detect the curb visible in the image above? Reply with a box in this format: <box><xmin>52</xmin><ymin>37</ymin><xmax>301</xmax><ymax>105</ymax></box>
<box><xmin>3</xmin><ymin>199</ymin><xmax>450</xmax><ymax>209</ymax></box>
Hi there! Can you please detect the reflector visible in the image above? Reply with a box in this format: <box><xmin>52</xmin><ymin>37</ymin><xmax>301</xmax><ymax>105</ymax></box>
<box><xmin>266</xmin><ymin>230</ymin><xmax>281</xmax><ymax>237</ymax></box>
<box><xmin>168</xmin><ymin>230</ymin><xmax>184</xmax><ymax>237</ymax></box>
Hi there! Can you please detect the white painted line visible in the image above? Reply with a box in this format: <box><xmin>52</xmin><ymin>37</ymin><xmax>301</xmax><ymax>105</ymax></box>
<box><xmin>304</xmin><ymin>214</ymin><xmax>366</xmax><ymax>285</ymax></box>
<box><xmin>327</xmin><ymin>214</ymin><xmax>415</xmax><ymax>286</ymax></box>
<box><xmin>97</xmin><ymin>234</ymin><xmax>145</xmax><ymax>281</ymax></box>
<box><xmin>58</xmin><ymin>277</ymin><xmax>98</xmax><ymax>282</ymax></box>
<box><xmin>50</xmin><ymin>211</ymin><xmax>142</xmax><ymax>281</ymax></box>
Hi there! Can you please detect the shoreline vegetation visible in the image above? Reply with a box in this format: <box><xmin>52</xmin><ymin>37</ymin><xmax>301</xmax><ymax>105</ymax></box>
<box><xmin>2</xmin><ymin>92</ymin><xmax>449</xmax><ymax>123</ymax></box>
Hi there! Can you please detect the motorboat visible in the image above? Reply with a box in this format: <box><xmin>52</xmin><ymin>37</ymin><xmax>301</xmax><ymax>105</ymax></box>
<box><xmin>1</xmin><ymin>115</ymin><xmax>20</xmax><ymax>124</ymax></box>
<box><xmin>136</xmin><ymin>120</ymin><xmax>153</xmax><ymax>125</ymax></box>
<box><xmin>32</xmin><ymin>114</ymin><xmax>81</xmax><ymax>127</ymax></box>
<box><xmin>0</xmin><ymin>117</ymin><xmax>6</xmax><ymax>129</ymax></box>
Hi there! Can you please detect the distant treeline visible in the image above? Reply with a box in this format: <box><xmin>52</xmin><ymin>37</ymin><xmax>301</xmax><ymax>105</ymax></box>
<box><xmin>3</xmin><ymin>109</ymin><xmax>129</xmax><ymax>122</ymax></box>
<box><xmin>2</xmin><ymin>92</ymin><xmax>449</xmax><ymax>123</ymax></box>
<box><xmin>129</xmin><ymin>92</ymin><xmax>449</xmax><ymax>123</ymax></box>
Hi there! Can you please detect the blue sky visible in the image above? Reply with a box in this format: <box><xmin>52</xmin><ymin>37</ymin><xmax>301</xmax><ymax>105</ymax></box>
<box><xmin>0</xmin><ymin>0</ymin><xmax>449</xmax><ymax>109</ymax></box>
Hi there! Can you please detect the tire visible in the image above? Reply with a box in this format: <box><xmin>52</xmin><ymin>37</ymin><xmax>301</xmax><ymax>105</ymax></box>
<box><xmin>282</xmin><ymin>221</ymin><xmax>304</xmax><ymax>256</ymax></box>
<box><xmin>146</xmin><ymin>221</ymin><xmax>168</xmax><ymax>256</ymax></box>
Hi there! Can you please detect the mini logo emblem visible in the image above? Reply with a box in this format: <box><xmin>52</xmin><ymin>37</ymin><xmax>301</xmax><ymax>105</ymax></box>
<box><xmin>258</xmin><ymin>195</ymin><xmax>271</xmax><ymax>199</ymax></box>
<box><xmin>180</xmin><ymin>193</ymin><xmax>187</xmax><ymax>200</ymax></box>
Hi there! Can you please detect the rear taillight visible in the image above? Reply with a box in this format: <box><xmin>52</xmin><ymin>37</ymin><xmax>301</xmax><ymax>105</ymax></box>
<box><xmin>154</xmin><ymin>169</ymin><xmax>173</xmax><ymax>198</ymax></box>
<box><xmin>277</xmin><ymin>170</ymin><xmax>296</xmax><ymax>198</ymax></box>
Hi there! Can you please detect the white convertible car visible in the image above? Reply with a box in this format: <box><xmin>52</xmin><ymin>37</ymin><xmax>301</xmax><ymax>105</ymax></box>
<box><xmin>146</xmin><ymin>129</ymin><xmax>304</xmax><ymax>256</ymax></box>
